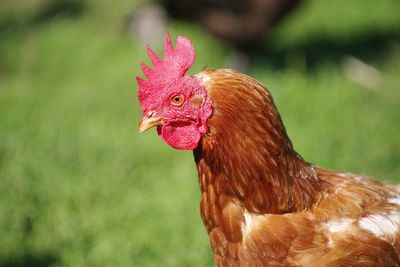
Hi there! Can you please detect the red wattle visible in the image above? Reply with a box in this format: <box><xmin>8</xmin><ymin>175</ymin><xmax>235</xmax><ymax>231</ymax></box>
<box><xmin>158</xmin><ymin>122</ymin><xmax>201</xmax><ymax>150</ymax></box>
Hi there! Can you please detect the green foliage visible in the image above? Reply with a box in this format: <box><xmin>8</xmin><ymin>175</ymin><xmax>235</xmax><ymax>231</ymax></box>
<box><xmin>0</xmin><ymin>0</ymin><xmax>399</xmax><ymax>266</ymax></box>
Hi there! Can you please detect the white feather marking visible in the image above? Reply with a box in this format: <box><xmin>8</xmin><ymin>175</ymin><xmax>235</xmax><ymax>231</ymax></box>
<box><xmin>242</xmin><ymin>211</ymin><xmax>265</xmax><ymax>238</ymax></box>
<box><xmin>358</xmin><ymin>211</ymin><xmax>400</xmax><ymax>237</ymax></box>
<box><xmin>336</xmin><ymin>172</ymin><xmax>366</xmax><ymax>183</ymax></box>
<box><xmin>388</xmin><ymin>196</ymin><xmax>400</xmax><ymax>206</ymax></box>
<box><xmin>322</xmin><ymin>218</ymin><xmax>354</xmax><ymax>248</ymax></box>
<box><xmin>327</xmin><ymin>235</ymin><xmax>334</xmax><ymax>248</ymax></box>
<box><xmin>196</xmin><ymin>72</ymin><xmax>211</xmax><ymax>86</ymax></box>
<box><xmin>325</xmin><ymin>218</ymin><xmax>353</xmax><ymax>233</ymax></box>
<box><xmin>353</xmin><ymin>175</ymin><xmax>366</xmax><ymax>182</ymax></box>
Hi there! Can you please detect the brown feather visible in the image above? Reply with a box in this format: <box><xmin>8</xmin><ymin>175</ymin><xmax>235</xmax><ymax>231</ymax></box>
<box><xmin>192</xmin><ymin>69</ymin><xmax>400</xmax><ymax>266</ymax></box>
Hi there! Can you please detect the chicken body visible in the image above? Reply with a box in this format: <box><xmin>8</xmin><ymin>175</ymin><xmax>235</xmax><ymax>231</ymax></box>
<box><xmin>137</xmin><ymin>35</ymin><xmax>400</xmax><ymax>266</ymax></box>
<box><xmin>193</xmin><ymin>69</ymin><xmax>400</xmax><ymax>266</ymax></box>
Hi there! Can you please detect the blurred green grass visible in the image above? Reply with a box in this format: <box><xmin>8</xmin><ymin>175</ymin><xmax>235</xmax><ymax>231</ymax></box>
<box><xmin>0</xmin><ymin>0</ymin><xmax>399</xmax><ymax>266</ymax></box>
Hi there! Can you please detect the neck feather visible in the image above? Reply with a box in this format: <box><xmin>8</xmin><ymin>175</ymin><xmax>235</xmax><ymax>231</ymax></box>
<box><xmin>194</xmin><ymin>69</ymin><xmax>327</xmax><ymax>214</ymax></box>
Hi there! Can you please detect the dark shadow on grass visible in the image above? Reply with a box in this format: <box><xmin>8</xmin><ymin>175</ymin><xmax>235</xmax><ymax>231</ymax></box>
<box><xmin>33</xmin><ymin>0</ymin><xmax>85</xmax><ymax>25</ymax></box>
<box><xmin>0</xmin><ymin>0</ymin><xmax>86</xmax><ymax>74</ymax></box>
<box><xmin>251</xmin><ymin>30</ymin><xmax>400</xmax><ymax>71</ymax></box>
<box><xmin>0</xmin><ymin>252</ymin><xmax>59</xmax><ymax>267</ymax></box>
<box><xmin>0</xmin><ymin>0</ymin><xmax>86</xmax><ymax>37</ymax></box>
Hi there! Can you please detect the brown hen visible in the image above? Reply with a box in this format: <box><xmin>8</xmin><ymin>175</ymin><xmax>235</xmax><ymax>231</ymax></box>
<box><xmin>137</xmin><ymin>34</ymin><xmax>400</xmax><ymax>267</ymax></box>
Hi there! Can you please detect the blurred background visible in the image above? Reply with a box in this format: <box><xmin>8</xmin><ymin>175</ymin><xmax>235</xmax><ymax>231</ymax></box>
<box><xmin>0</xmin><ymin>0</ymin><xmax>399</xmax><ymax>266</ymax></box>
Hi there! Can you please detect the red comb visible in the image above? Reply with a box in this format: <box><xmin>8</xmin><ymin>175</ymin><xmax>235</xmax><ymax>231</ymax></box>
<box><xmin>137</xmin><ymin>33</ymin><xmax>196</xmax><ymax>98</ymax></box>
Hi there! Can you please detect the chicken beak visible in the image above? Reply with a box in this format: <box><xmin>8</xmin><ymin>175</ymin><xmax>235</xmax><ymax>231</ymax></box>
<box><xmin>139</xmin><ymin>115</ymin><xmax>163</xmax><ymax>133</ymax></box>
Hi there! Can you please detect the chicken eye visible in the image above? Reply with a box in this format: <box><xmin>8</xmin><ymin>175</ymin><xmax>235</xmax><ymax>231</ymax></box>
<box><xmin>170</xmin><ymin>94</ymin><xmax>184</xmax><ymax>106</ymax></box>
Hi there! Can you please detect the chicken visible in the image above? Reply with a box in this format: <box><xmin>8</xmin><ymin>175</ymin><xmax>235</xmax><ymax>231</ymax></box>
<box><xmin>136</xmin><ymin>34</ymin><xmax>400</xmax><ymax>266</ymax></box>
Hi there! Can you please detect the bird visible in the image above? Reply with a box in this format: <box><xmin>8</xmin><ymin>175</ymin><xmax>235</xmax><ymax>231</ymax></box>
<box><xmin>136</xmin><ymin>34</ymin><xmax>400</xmax><ymax>266</ymax></box>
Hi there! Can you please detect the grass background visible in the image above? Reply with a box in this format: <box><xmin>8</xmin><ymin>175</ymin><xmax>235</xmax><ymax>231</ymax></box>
<box><xmin>0</xmin><ymin>0</ymin><xmax>399</xmax><ymax>266</ymax></box>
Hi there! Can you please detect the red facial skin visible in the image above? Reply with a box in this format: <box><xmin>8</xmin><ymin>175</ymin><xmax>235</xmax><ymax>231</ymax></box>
<box><xmin>144</xmin><ymin>76</ymin><xmax>212</xmax><ymax>150</ymax></box>
<box><xmin>137</xmin><ymin>34</ymin><xmax>212</xmax><ymax>150</ymax></box>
